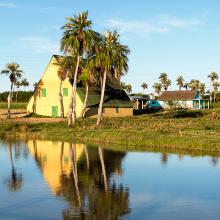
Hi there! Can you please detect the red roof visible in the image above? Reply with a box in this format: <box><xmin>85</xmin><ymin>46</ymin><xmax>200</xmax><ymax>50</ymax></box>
<box><xmin>158</xmin><ymin>90</ymin><xmax>197</xmax><ymax>101</ymax></box>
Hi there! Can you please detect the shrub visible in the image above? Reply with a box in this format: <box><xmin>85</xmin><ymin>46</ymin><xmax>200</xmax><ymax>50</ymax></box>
<box><xmin>164</xmin><ymin>110</ymin><xmax>203</xmax><ymax>118</ymax></box>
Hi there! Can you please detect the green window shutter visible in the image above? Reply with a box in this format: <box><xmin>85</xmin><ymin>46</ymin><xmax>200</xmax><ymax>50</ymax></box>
<box><xmin>42</xmin><ymin>88</ymin><xmax>46</xmax><ymax>97</ymax></box>
<box><xmin>63</xmin><ymin>88</ymin><xmax>68</xmax><ymax>97</ymax></box>
<box><xmin>52</xmin><ymin>106</ymin><xmax>58</xmax><ymax>117</ymax></box>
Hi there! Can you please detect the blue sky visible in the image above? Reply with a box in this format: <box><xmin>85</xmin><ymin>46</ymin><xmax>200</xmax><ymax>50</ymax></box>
<box><xmin>1</xmin><ymin>0</ymin><xmax>220</xmax><ymax>93</ymax></box>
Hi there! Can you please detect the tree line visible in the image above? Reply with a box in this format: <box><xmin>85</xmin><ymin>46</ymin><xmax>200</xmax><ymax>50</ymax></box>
<box><xmin>122</xmin><ymin>72</ymin><xmax>220</xmax><ymax>102</ymax></box>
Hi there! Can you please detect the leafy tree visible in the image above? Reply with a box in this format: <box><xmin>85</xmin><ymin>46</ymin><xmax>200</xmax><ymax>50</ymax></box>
<box><xmin>176</xmin><ymin>75</ymin><xmax>184</xmax><ymax>90</ymax></box>
<box><xmin>183</xmin><ymin>82</ymin><xmax>189</xmax><ymax>90</ymax></box>
<box><xmin>212</xmin><ymin>81</ymin><xmax>220</xmax><ymax>102</ymax></box>
<box><xmin>79</xmin><ymin>62</ymin><xmax>96</xmax><ymax>118</ymax></box>
<box><xmin>61</xmin><ymin>11</ymin><xmax>99</xmax><ymax>126</ymax></box>
<box><xmin>14</xmin><ymin>80</ymin><xmax>21</xmax><ymax>102</ymax></box>
<box><xmin>159</xmin><ymin>73</ymin><xmax>171</xmax><ymax>91</ymax></box>
<box><xmin>198</xmin><ymin>83</ymin><xmax>206</xmax><ymax>95</ymax></box>
<box><xmin>91</xmin><ymin>31</ymin><xmax>130</xmax><ymax>126</ymax></box>
<box><xmin>58</xmin><ymin>67</ymin><xmax>67</xmax><ymax>118</ymax></box>
<box><xmin>153</xmin><ymin>82</ymin><xmax>162</xmax><ymax>95</ymax></box>
<box><xmin>1</xmin><ymin>63</ymin><xmax>23</xmax><ymax>118</ymax></box>
<box><xmin>20</xmin><ymin>78</ymin><xmax>29</xmax><ymax>91</ymax></box>
<box><xmin>208</xmin><ymin>72</ymin><xmax>219</xmax><ymax>102</ymax></box>
<box><xmin>188</xmin><ymin>79</ymin><xmax>200</xmax><ymax>91</ymax></box>
<box><xmin>121</xmin><ymin>82</ymin><xmax>132</xmax><ymax>94</ymax></box>
<box><xmin>141</xmin><ymin>82</ymin><xmax>148</xmax><ymax>94</ymax></box>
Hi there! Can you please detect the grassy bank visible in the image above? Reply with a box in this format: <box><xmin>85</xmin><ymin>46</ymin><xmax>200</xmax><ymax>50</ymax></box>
<box><xmin>0</xmin><ymin>108</ymin><xmax>220</xmax><ymax>153</ymax></box>
<box><xmin>0</xmin><ymin>102</ymin><xmax>27</xmax><ymax>109</ymax></box>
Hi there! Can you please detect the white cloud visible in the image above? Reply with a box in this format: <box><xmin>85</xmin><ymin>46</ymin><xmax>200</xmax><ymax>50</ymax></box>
<box><xmin>20</xmin><ymin>37</ymin><xmax>59</xmax><ymax>54</ymax></box>
<box><xmin>157</xmin><ymin>15</ymin><xmax>203</xmax><ymax>29</ymax></box>
<box><xmin>41</xmin><ymin>25</ymin><xmax>60</xmax><ymax>32</ymax></box>
<box><xmin>106</xmin><ymin>19</ymin><xmax>169</xmax><ymax>35</ymax></box>
<box><xmin>104</xmin><ymin>15</ymin><xmax>203</xmax><ymax>38</ymax></box>
<box><xmin>0</xmin><ymin>3</ymin><xmax>17</xmax><ymax>8</ymax></box>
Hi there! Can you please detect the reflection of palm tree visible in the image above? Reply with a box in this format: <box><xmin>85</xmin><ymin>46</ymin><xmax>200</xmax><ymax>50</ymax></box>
<box><xmin>161</xmin><ymin>153</ymin><xmax>168</xmax><ymax>165</ymax></box>
<box><xmin>69</xmin><ymin>143</ymin><xmax>81</xmax><ymax>207</ymax></box>
<box><xmin>99</xmin><ymin>147</ymin><xmax>108</xmax><ymax>192</ymax></box>
<box><xmin>60</xmin><ymin>142</ymin><xmax>64</xmax><ymax>174</ymax></box>
<box><xmin>59</xmin><ymin>145</ymin><xmax>130</xmax><ymax>219</ymax></box>
<box><xmin>84</xmin><ymin>145</ymin><xmax>90</xmax><ymax>170</ymax></box>
<box><xmin>33</xmin><ymin>140</ymin><xmax>38</xmax><ymax>158</ymax></box>
<box><xmin>210</xmin><ymin>156</ymin><xmax>219</xmax><ymax>167</ymax></box>
<box><xmin>5</xmin><ymin>142</ymin><xmax>23</xmax><ymax>191</ymax></box>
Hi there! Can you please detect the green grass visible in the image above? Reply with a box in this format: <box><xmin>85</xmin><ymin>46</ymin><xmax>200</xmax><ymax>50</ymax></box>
<box><xmin>0</xmin><ymin>102</ymin><xmax>27</xmax><ymax>109</ymax></box>
<box><xmin>0</xmin><ymin>108</ymin><xmax>220</xmax><ymax>153</ymax></box>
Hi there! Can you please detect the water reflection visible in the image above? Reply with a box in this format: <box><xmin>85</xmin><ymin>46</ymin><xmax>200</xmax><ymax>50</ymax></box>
<box><xmin>4</xmin><ymin>142</ymin><xmax>23</xmax><ymax>191</ymax></box>
<box><xmin>1</xmin><ymin>140</ymin><xmax>220</xmax><ymax>220</ymax></box>
<box><xmin>28</xmin><ymin>140</ymin><xmax>130</xmax><ymax>219</ymax></box>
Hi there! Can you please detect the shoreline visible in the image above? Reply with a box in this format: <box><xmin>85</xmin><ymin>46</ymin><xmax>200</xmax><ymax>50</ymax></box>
<box><xmin>0</xmin><ymin>112</ymin><xmax>220</xmax><ymax>155</ymax></box>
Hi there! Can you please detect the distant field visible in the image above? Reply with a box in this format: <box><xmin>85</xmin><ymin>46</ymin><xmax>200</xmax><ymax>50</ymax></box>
<box><xmin>0</xmin><ymin>102</ymin><xmax>27</xmax><ymax>109</ymax></box>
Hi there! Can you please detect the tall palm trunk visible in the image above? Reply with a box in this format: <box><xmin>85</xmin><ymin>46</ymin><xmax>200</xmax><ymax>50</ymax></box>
<box><xmin>68</xmin><ymin>55</ymin><xmax>80</xmax><ymax>126</ymax></box>
<box><xmin>80</xmin><ymin>83</ymin><xmax>89</xmax><ymax>118</ymax></box>
<box><xmin>97</xmin><ymin>70</ymin><xmax>107</xmax><ymax>126</ymax></box>
<box><xmin>16</xmin><ymin>90</ymin><xmax>18</xmax><ymax>102</ymax></box>
<box><xmin>59</xmin><ymin>80</ymin><xmax>64</xmax><ymax>118</ymax></box>
<box><xmin>7</xmin><ymin>83</ymin><xmax>13</xmax><ymax>119</ymax></box>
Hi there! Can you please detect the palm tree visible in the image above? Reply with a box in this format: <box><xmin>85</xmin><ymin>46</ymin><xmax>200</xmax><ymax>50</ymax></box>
<box><xmin>14</xmin><ymin>80</ymin><xmax>21</xmax><ymax>102</ymax></box>
<box><xmin>189</xmin><ymin>79</ymin><xmax>200</xmax><ymax>91</ymax></box>
<box><xmin>159</xmin><ymin>73</ymin><xmax>171</xmax><ymax>91</ymax></box>
<box><xmin>61</xmin><ymin>11</ymin><xmax>99</xmax><ymax>126</ymax></box>
<box><xmin>20</xmin><ymin>78</ymin><xmax>29</xmax><ymax>91</ymax></box>
<box><xmin>213</xmin><ymin>81</ymin><xmax>220</xmax><ymax>102</ymax></box>
<box><xmin>57</xmin><ymin>67</ymin><xmax>67</xmax><ymax>118</ymax></box>
<box><xmin>93</xmin><ymin>31</ymin><xmax>130</xmax><ymax>127</ymax></box>
<box><xmin>32</xmin><ymin>80</ymin><xmax>43</xmax><ymax>114</ymax></box>
<box><xmin>208</xmin><ymin>72</ymin><xmax>219</xmax><ymax>102</ymax></box>
<box><xmin>198</xmin><ymin>83</ymin><xmax>206</xmax><ymax>95</ymax></box>
<box><xmin>120</xmin><ymin>82</ymin><xmax>132</xmax><ymax>94</ymax></box>
<box><xmin>153</xmin><ymin>82</ymin><xmax>162</xmax><ymax>95</ymax></box>
<box><xmin>176</xmin><ymin>75</ymin><xmax>184</xmax><ymax>90</ymax></box>
<box><xmin>183</xmin><ymin>82</ymin><xmax>189</xmax><ymax>90</ymax></box>
<box><xmin>1</xmin><ymin>63</ymin><xmax>23</xmax><ymax>118</ymax></box>
<box><xmin>126</xmin><ymin>84</ymin><xmax>132</xmax><ymax>94</ymax></box>
<box><xmin>79</xmin><ymin>65</ymin><xmax>96</xmax><ymax>118</ymax></box>
<box><xmin>141</xmin><ymin>82</ymin><xmax>148</xmax><ymax>94</ymax></box>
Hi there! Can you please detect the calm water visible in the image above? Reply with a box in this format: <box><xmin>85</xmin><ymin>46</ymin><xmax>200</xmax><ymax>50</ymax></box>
<box><xmin>1</xmin><ymin>140</ymin><xmax>220</xmax><ymax>220</ymax></box>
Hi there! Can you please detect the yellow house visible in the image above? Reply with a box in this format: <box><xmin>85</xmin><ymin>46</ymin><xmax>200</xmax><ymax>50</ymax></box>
<box><xmin>27</xmin><ymin>55</ymin><xmax>133</xmax><ymax>118</ymax></box>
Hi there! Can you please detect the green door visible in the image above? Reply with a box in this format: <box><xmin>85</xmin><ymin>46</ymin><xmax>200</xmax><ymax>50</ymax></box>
<box><xmin>52</xmin><ymin>106</ymin><xmax>58</xmax><ymax>117</ymax></box>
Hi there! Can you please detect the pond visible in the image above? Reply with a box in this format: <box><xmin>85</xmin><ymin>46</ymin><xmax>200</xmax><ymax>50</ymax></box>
<box><xmin>0</xmin><ymin>140</ymin><xmax>220</xmax><ymax>220</ymax></box>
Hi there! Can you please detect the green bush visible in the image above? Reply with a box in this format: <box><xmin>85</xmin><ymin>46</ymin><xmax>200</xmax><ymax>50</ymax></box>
<box><xmin>164</xmin><ymin>110</ymin><xmax>203</xmax><ymax>118</ymax></box>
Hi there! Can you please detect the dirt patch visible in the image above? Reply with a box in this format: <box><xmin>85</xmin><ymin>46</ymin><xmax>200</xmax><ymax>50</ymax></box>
<box><xmin>0</xmin><ymin>109</ymin><xmax>66</xmax><ymax>123</ymax></box>
<box><xmin>0</xmin><ymin>109</ymin><xmax>27</xmax><ymax>119</ymax></box>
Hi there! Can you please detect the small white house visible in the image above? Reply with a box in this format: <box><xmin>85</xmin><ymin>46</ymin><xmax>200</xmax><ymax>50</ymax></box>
<box><xmin>158</xmin><ymin>90</ymin><xmax>210</xmax><ymax>109</ymax></box>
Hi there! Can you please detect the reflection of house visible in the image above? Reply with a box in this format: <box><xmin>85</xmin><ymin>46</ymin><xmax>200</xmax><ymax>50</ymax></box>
<box><xmin>158</xmin><ymin>90</ymin><xmax>210</xmax><ymax>109</ymax></box>
<box><xmin>28</xmin><ymin>140</ymin><xmax>83</xmax><ymax>194</ymax></box>
<box><xmin>27</xmin><ymin>55</ymin><xmax>133</xmax><ymax>118</ymax></box>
